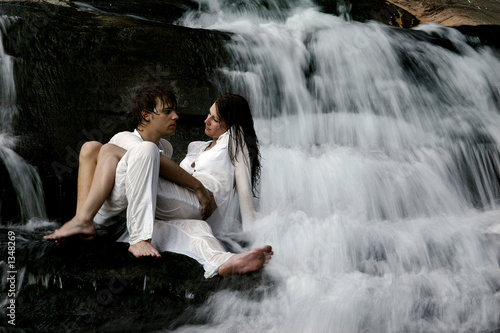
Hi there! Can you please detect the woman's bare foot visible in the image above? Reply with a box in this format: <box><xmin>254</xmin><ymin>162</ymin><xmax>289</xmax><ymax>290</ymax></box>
<box><xmin>43</xmin><ymin>217</ymin><xmax>95</xmax><ymax>241</ymax></box>
<box><xmin>218</xmin><ymin>245</ymin><xmax>273</xmax><ymax>276</ymax></box>
<box><xmin>128</xmin><ymin>240</ymin><xmax>161</xmax><ymax>258</ymax></box>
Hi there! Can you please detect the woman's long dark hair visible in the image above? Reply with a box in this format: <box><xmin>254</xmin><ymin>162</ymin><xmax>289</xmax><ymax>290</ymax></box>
<box><xmin>215</xmin><ymin>94</ymin><xmax>261</xmax><ymax>195</ymax></box>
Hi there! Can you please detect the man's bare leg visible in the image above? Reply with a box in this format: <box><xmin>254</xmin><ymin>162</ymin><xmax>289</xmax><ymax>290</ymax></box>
<box><xmin>128</xmin><ymin>240</ymin><xmax>161</xmax><ymax>258</ymax></box>
<box><xmin>218</xmin><ymin>245</ymin><xmax>273</xmax><ymax>276</ymax></box>
<box><xmin>44</xmin><ymin>143</ymin><xmax>126</xmax><ymax>240</ymax></box>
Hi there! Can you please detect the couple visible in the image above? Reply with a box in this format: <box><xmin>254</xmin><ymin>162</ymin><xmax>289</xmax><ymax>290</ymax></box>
<box><xmin>44</xmin><ymin>87</ymin><xmax>273</xmax><ymax>278</ymax></box>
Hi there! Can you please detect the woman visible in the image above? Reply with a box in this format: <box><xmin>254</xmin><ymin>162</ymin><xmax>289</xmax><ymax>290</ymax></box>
<box><xmin>45</xmin><ymin>91</ymin><xmax>267</xmax><ymax>277</ymax></box>
<box><xmin>167</xmin><ymin>93</ymin><xmax>261</xmax><ymax>233</ymax></box>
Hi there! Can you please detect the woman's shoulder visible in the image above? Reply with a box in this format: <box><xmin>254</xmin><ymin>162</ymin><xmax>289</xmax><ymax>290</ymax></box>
<box><xmin>214</xmin><ymin>132</ymin><xmax>230</xmax><ymax>149</ymax></box>
<box><xmin>188</xmin><ymin>141</ymin><xmax>208</xmax><ymax>149</ymax></box>
<box><xmin>187</xmin><ymin>140</ymin><xmax>210</xmax><ymax>153</ymax></box>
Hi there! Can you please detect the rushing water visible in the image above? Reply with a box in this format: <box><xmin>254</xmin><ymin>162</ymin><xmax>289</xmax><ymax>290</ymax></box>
<box><xmin>0</xmin><ymin>17</ymin><xmax>46</xmax><ymax>223</ymax></box>
<box><xmin>172</xmin><ymin>1</ymin><xmax>500</xmax><ymax>332</ymax></box>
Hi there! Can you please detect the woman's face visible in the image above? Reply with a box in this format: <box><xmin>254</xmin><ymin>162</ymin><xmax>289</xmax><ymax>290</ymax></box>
<box><xmin>204</xmin><ymin>103</ymin><xmax>227</xmax><ymax>140</ymax></box>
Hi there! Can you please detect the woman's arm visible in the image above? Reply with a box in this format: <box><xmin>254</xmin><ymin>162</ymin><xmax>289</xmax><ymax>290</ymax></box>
<box><xmin>234</xmin><ymin>143</ymin><xmax>256</xmax><ymax>230</ymax></box>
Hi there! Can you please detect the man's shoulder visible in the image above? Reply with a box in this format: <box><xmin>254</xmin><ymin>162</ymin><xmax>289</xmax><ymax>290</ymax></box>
<box><xmin>108</xmin><ymin>131</ymin><xmax>143</xmax><ymax>151</ymax></box>
<box><xmin>109</xmin><ymin>131</ymin><xmax>139</xmax><ymax>143</ymax></box>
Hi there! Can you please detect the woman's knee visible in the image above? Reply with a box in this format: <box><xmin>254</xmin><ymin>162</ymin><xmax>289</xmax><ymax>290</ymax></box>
<box><xmin>79</xmin><ymin>141</ymin><xmax>102</xmax><ymax>163</ymax></box>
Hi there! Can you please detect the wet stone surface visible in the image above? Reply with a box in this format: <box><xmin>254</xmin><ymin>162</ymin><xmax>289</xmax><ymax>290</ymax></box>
<box><xmin>0</xmin><ymin>226</ymin><xmax>275</xmax><ymax>332</ymax></box>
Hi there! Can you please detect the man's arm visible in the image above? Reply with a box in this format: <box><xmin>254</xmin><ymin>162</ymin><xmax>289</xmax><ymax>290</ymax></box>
<box><xmin>112</xmin><ymin>133</ymin><xmax>217</xmax><ymax>219</ymax></box>
<box><xmin>159</xmin><ymin>155</ymin><xmax>217</xmax><ymax>220</ymax></box>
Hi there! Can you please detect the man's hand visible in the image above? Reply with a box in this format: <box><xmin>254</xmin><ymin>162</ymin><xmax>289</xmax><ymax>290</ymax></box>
<box><xmin>195</xmin><ymin>187</ymin><xmax>217</xmax><ymax>220</ymax></box>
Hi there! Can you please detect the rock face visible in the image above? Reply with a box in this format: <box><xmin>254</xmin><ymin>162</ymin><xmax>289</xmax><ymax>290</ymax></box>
<box><xmin>1</xmin><ymin>1</ymin><xmax>231</xmax><ymax>221</ymax></box>
<box><xmin>317</xmin><ymin>0</ymin><xmax>500</xmax><ymax>27</ymax></box>
<box><xmin>315</xmin><ymin>0</ymin><xmax>421</xmax><ymax>28</ymax></box>
<box><xmin>386</xmin><ymin>0</ymin><xmax>500</xmax><ymax>26</ymax></box>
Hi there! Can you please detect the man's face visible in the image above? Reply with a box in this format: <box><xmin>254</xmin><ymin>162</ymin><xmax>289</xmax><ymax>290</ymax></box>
<box><xmin>149</xmin><ymin>98</ymin><xmax>179</xmax><ymax>137</ymax></box>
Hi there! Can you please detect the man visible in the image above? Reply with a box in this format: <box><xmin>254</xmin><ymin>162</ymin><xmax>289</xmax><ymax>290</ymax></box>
<box><xmin>46</xmin><ymin>86</ymin><xmax>272</xmax><ymax>277</ymax></box>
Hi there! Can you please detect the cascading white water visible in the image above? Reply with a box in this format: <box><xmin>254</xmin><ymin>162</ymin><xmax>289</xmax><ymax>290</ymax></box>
<box><xmin>174</xmin><ymin>1</ymin><xmax>500</xmax><ymax>332</ymax></box>
<box><xmin>0</xmin><ymin>16</ymin><xmax>46</xmax><ymax>222</ymax></box>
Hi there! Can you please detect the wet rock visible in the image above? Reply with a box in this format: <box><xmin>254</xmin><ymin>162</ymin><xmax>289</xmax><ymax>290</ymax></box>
<box><xmin>68</xmin><ymin>0</ymin><xmax>199</xmax><ymax>24</ymax></box>
<box><xmin>386</xmin><ymin>0</ymin><xmax>500</xmax><ymax>26</ymax></box>
<box><xmin>455</xmin><ymin>24</ymin><xmax>500</xmax><ymax>51</ymax></box>
<box><xmin>0</xmin><ymin>1</ymin><xmax>231</xmax><ymax>221</ymax></box>
<box><xmin>315</xmin><ymin>0</ymin><xmax>421</xmax><ymax>28</ymax></box>
<box><xmin>0</xmin><ymin>226</ymin><xmax>274</xmax><ymax>332</ymax></box>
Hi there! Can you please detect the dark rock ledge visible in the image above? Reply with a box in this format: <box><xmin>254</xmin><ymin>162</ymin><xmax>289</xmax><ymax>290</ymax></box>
<box><xmin>0</xmin><ymin>226</ymin><xmax>275</xmax><ymax>332</ymax></box>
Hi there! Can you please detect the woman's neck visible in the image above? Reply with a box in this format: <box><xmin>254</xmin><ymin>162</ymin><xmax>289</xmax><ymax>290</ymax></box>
<box><xmin>205</xmin><ymin>139</ymin><xmax>216</xmax><ymax>151</ymax></box>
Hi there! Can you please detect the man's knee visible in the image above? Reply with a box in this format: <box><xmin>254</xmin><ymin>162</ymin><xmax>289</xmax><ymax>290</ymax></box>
<box><xmin>80</xmin><ymin>141</ymin><xmax>102</xmax><ymax>163</ymax></box>
<box><xmin>99</xmin><ymin>143</ymin><xmax>126</xmax><ymax>160</ymax></box>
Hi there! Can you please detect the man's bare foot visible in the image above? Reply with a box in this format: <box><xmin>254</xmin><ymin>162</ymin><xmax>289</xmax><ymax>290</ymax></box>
<box><xmin>218</xmin><ymin>245</ymin><xmax>273</xmax><ymax>276</ymax></box>
<box><xmin>43</xmin><ymin>217</ymin><xmax>95</xmax><ymax>241</ymax></box>
<box><xmin>128</xmin><ymin>240</ymin><xmax>161</xmax><ymax>258</ymax></box>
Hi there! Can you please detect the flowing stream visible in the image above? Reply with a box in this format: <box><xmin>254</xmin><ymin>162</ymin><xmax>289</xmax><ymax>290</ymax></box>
<box><xmin>171</xmin><ymin>1</ymin><xmax>500</xmax><ymax>332</ymax></box>
<box><xmin>0</xmin><ymin>17</ymin><xmax>46</xmax><ymax>223</ymax></box>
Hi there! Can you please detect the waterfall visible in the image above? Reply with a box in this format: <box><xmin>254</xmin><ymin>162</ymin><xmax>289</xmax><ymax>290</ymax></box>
<box><xmin>173</xmin><ymin>1</ymin><xmax>500</xmax><ymax>332</ymax></box>
<box><xmin>0</xmin><ymin>16</ymin><xmax>46</xmax><ymax>223</ymax></box>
